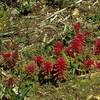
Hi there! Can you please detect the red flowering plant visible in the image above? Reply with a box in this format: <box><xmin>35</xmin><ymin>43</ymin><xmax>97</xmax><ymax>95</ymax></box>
<box><xmin>34</xmin><ymin>55</ymin><xmax>44</xmax><ymax>66</ymax></box>
<box><xmin>1</xmin><ymin>21</ymin><xmax>100</xmax><ymax>99</ymax></box>
<box><xmin>83</xmin><ymin>57</ymin><xmax>94</xmax><ymax>69</ymax></box>
<box><xmin>52</xmin><ymin>57</ymin><xmax>67</xmax><ymax>83</ymax></box>
<box><xmin>2</xmin><ymin>51</ymin><xmax>11</xmax><ymax>61</ymax></box>
<box><xmin>38</xmin><ymin>60</ymin><xmax>53</xmax><ymax>84</ymax></box>
<box><xmin>65</xmin><ymin>33</ymin><xmax>85</xmax><ymax>57</ymax></box>
<box><xmin>2</xmin><ymin>50</ymin><xmax>18</xmax><ymax>69</ymax></box>
<box><xmin>41</xmin><ymin>61</ymin><xmax>53</xmax><ymax>75</ymax></box>
<box><xmin>27</xmin><ymin>63</ymin><xmax>36</xmax><ymax>76</ymax></box>
<box><xmin>53</xmin><ymin>41</ymin><xmax>64</xmax><ymax>56</ymax></box>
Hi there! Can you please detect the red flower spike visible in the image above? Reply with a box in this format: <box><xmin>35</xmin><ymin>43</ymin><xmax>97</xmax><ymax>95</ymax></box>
<box><xmin>53</xmin><ymin>57</ymin><xmax>67</xmax><ymax>81</ymax></box>
<box><xmin>41</xmin><ymin>61</ymin><xmax>53</xmax><ymax>74</ymax></box>
<box><xmin>6</xmin><ymin>78</ymin><xmax>14</xmax><ymax>89</ymax></box>
<box><xmin>95</xmin><ymin>38</ymin><xmax>100</xmax><ymax>55</ymax></box>
<box><xmin>27</xmin><ymin>64</ymin><xmax>35</xmax><ymax>75</ymax></box>
<box><xmin>34</xmin><ymin>55</ymin><xmax>44</xmax><ymax>65</ymax></box>
<box><xmin>83</xmin><ymin>58</ymin><xmax>94</xmax><ymax>69</ymax></box>
<box><xmin>56</xmin><ymin>57</ymin><xmax>66</xmax><ymax>67</ymax></box>
<box><xmin>54</xmin><ymin>41</ymin><xmax>63</xmax><ymax>55</ymax></box>
<box><xmin>73</xmin><ymin>22</ymin><xmax>81</xmax><ymax>32</ymax></box>
<box><xmin>2</xmin><ymin>52</ymin><xmax>12</xmax><ymax>61</ymax></box>
<box><xmin>66</xmin><ymin>33</ymin><xmax>85</xmax><ymax>57</ymax></box>
<box><xmin>96</xmin><ymin>62</ymin><xmax>100</xmax><ymax>69</ymax></box>
<box><xmin>2</xmin><ymin>50</ymin><xmax>18</xmax><ymax>69</ymax></box>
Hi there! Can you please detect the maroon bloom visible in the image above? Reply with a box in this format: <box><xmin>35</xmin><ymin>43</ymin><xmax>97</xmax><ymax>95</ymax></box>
<box><xmin>6</xmin><ymin>77</ymin><xmax>14</xmax><ymax>89</ymax></box>
<box><xmin>54</xmin><ymin>41</ymin><xmax>63</xmax><ymax>55</ymax></box>
<box><xmin>2</xmin><ymin>50</ymin><xmax>18</xmax><ymax>69</ymax></box>
<box><xmin>53</xmin><ymin>57</ymin><xmax>67</xmax><ymax>80</ymax></box>
<box><xmin>95</xmin><ymin>38</ymin><xmax>100</xmax><ymax>55</ymax></box>
<box><xmin>2</xmin><ymin>52</ymin><xmax>12</xmax><ymax>61</ymax></box>
<box><xmin>27</xmin><ymin>64</ymin><xmax>35</xmax><ymax>75</ymax></box>
<box><xmin>73</xmin><ymin>22</ymin><xmax>81</xmax><ymax>32</ymax></box>
<box><xmin>83</xmin><ymin>58</ymin><xmax>94</xmax><ymax>69</ymax></box>
<box><xmin>41</xmin><ymin>60</ymin><xmax>53</xmax><ymax>74</ymax></box>
<box><xmin>34</xmin><ymin>55</ymin><xmax>44</xmax><ymax>65</ymax></box>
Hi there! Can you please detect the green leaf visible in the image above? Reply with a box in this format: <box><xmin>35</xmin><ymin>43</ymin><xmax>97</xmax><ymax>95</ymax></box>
<box><xmin>18</xmin><ymin>86</ymin><xmax>31</xmax><ymax>100</ymax></box>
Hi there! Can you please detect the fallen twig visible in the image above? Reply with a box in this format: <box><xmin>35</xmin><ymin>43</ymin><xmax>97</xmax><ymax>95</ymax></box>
<box><xmin>41</xmin><ymin>8</ymin><xmax>67</xmax><ymax>22</ymax></box>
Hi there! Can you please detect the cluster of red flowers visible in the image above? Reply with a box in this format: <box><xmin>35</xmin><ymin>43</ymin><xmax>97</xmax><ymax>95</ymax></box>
<box><xmin>27</xmin><ymin>63</ymin><xmax>36</xmax><ymax>76</ymax></box>
<box><xmin>83</xmin><ymin>57</ymin><xmax>100</xmax><ymax>69</ymax></box>
<box><xmin>2</xmin><ymin>22</ymin><xmax>100</xmax><ymax>87</ymax></box>
<box><xmin>26</xmin><ymin>55</ymin><xmax>44</xmax><ymax>76</ymax></box>
<box><xmin>62</xmin><ymin>23</ymin><xmax>84</xmax><ymax>57</ymax></box>
<box><xmin>2</xmin><ymin>50</ymin><xmax>18</xmax><ymax>69</ymax></box>
<box><xmin>65</xmin><ymin>33</ymin><xmax>85</xmax><ymax>57</ymax></box>
<box><xmin>53</xmin><ymin>22</ymin><xmax>99</xmax><ymax>71</ymax></box>
<box><xmin>21</xmin><ymin>23</ymin><xmax>100</xmax><ymax>79</ymax></box>
<box><xmin>27</xmin><ymin>54</ymin><xmax>67</xmax><ymax>83</ymax></box>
